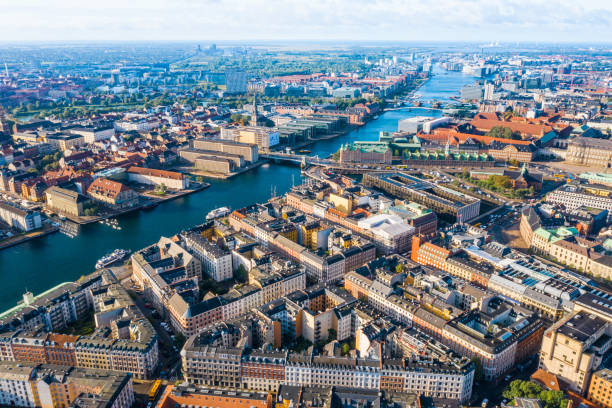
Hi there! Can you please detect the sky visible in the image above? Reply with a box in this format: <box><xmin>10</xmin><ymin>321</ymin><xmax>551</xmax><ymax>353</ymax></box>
<box><xmin>0</xmin><ymin>0</ymin><xmax>611</xmax><ymax>44</ymax></box>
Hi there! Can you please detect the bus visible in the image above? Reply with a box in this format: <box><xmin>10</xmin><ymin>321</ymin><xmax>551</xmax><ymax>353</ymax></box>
<box><xmin>148</xmin><ymin>379</ymin><xmax>162</xmax><ymax>401</ymax></box>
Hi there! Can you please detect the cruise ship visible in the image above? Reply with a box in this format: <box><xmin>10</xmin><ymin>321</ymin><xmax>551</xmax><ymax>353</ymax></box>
<box><xmin>95</xmin><ymin>249</ymin><xmax>131</xmax><ymax>270</ymax></box>
<box><xmin>206</xmin><ymin>206</ymin><xmax>230</xmax><ymax>220</ymax></box>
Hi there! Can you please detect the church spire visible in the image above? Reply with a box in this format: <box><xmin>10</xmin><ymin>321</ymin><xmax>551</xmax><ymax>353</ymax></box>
<box><xmin>250</xmin><ymin>93</ymin><xmax>259</xmax><ymax>126</ymax></box>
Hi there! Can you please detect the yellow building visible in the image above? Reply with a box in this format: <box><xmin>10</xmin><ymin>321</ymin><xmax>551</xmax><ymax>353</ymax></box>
<box><xmin>588</xmin><ymin>368</ymin><xmax>612</xmax><ymax>408</ymax></box>
<box><xmin>328</xmin><ymin>192</ymin><xmax>353</xmax><ymax>214</ymax></box>
<box><xmin>301</xmin><ymin>222</ymin><xmax>322</xmax><ymax>251</ymax></box>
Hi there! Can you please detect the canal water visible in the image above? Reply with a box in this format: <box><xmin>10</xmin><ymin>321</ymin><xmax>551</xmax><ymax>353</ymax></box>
<box><xmin>0</xmin><ymin>68</ymin><xmax>475</xmax><ymax>310</ymax></box>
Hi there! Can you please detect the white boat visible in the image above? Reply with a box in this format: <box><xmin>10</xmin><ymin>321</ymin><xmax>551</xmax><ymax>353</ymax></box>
<box><xmin>95</xmin><ymin>249</ymin><xmax>131</xmax><ymax>270</ymax></box>
<box><xmin>206</xmin><ymin>206</ymin><xmax>230</xmax><ymax>220</ymax></box>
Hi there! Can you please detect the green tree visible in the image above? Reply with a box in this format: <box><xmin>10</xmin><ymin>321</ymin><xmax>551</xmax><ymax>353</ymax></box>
<box><xmin>341</xmin><ymin>343</ymin><xmax>350</xmax><ymax>355</ymax></box>
<box><xmin>487</xmin><ymin>126</ymin><xmax>522</xmax><ymax>140</ymax></box>
<box><xmin>235</xmin><ymin>264</ymin><xmax>249</xmax><ymax>283</ymax></box>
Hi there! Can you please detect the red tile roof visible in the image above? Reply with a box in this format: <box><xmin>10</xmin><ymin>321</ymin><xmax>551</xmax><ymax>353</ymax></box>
<box><xmin>470</xmin><ymin>113</ymin><xmax>554</xmax><ymax>137</ymax></box>
<box><xmin>87</xmin><ymin>177</ymin><xmax>131</xmax><ymax>199</ymax></box>
<box><xmin>127</xmin><ymin>166</ymin><xmax>184</xmax><ymax>180</ymax></box>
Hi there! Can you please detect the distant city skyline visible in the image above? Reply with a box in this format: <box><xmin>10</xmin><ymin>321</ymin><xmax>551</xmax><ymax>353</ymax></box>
<box><xmin>1</xmin><ymin>0</ymin><xmax>611</xmax><ymax>44</ymax></box>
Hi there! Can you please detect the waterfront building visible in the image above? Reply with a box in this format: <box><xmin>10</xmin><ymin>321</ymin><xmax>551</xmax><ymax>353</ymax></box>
<box><xmin>45</xmin><ymin>186</ymin><xmax>91</xmax><ymax>217</ymax></box>
<box><xmin>86</xmin><ymin>178</ymin><xmax>139</xmax><ymax>209</ymax></box>
<box><xmin>192</xmin><ymin>139</ymin><xmax>259</xmax><ymax>163</ymax></box>
<box><xmin>397</xmin><ymin>116</ymin><xmax>449</xmax><ymax>134</ymax></box>
<box><xmin>460</xmin><ymin>84</ymin><xmax>483</xmax><ymax>101</ymax></box>
<box><xmin>127</xmin><ymin>166</ymin><xmax>189</xmax><ymax>190</ymax></box>
<box><xmin>0</xmin><ymin>271</ymin><xmax>159</xmax><ymax>380</ymax></box>
<box><xmin>220</xmin><ymin>126</ymin><xmax>280</xmax><ymax>150</ymax></box>
<box><xmin>0</xmin><ymin>202</ymin><xmax>41</xmax><ymax>232</ymax></box>
<box><xmin>132</xmin><ymin>235</ymin><xmax>304</xmax><ymax>336</ymax></box>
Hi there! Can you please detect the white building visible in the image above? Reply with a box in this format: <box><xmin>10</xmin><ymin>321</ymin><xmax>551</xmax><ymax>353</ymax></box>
<box><xmin>183</xmin><ymin>233</ymin><xmax>233</xmax><ymax>282</ymax></box>
<box><xmin>114</xmin><ymin>120</ymin><xmax>160</xmax><ymax>132</ymax></box>
<box><xmin>127</xmin><ymin>167</ymin><xmax>189</xmax><ymax>190</ymax></box>
<box><xmin>70</xmin><ymin>126</ymin><xmax>115</xmax><ymax>144</ymax></box>
<box><xmin>0</xmin><ymin>365</ymin><xmax>35</xmax><ymax>407</ymax></box>
<box><xmin>547</xmin><ymin>184</ymin><xmax>612</xmax><ymax>212</ymax></box>
<box><xmin>0</xmin><ymin>203</ymin><xmax>41</xmax><ymax>232</ymax></box>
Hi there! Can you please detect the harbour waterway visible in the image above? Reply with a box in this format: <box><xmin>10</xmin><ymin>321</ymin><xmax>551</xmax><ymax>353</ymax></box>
<box><xmin>0</xmin><ymin>67</ymin><xmax>477</xmax><ymax>310</ymax></box>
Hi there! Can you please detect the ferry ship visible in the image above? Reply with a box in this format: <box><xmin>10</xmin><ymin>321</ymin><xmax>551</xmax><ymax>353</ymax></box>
<box><xmin>206</xmin><ymin>206</ymin><xmax>230</xmax><ymax>220</ymax></box>
<box><xmin>95</xmin><ymin>249</ymin><xmax>131</xmax><ymax>270</ymax></box>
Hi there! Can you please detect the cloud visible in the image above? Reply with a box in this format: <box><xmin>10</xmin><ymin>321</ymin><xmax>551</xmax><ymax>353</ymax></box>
<box><xmin>0</xmin><ymin>0</ymin><xmax>610</xmax><ymax>42</ymax></box>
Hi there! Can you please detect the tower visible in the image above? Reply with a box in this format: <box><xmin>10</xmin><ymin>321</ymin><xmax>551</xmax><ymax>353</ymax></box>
<box><xmin>250</xmin><ymin>93</ymin><xmax>259</xmax><ymax>126</ymax></box>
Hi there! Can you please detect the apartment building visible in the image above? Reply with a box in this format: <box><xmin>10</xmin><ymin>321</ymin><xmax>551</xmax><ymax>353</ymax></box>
<box><xmin>411</xmin><ymin>237</ymin><xmax>451</xmax><ymax>271</ymax></box>
<box><xmin>345</xmin><ymin>272</ymin><xmax>544</xmax><ymax>381</ymax></box>
<box><xmin>132</xmin><ymin>237</ymin><xmax>305</xmax><ymax>336</ymax></box>
<box><xmin>0</xmin><ymin>272</ymin><xmax>159</xmax><ymax>380</ymax></box>
<box><xmin>546</xmin><ymin>183</ymin><xmax>612</xmax><ymax>212</ymax></box>
<box><xmin>0</xmin><ymin>202</ymin><xmax>41</xmax><ymax>232</ymax></box>
<box><xmin>0</xmin><ymin>273</ymin><xmax>100</xmax><ymax>333</ymax></box>
<box><xmin>539</xmin><ymin>311</ymin><xmax>611</xmax><ymax>394</ymax></box>
<box><xmin>158</xmin><ymin>385</ymin><xmax>273</xmax><ymax>408</ymax></box>
<box><xmin>0</xmin><ymin>362</ymin><xmax>130</xmax><ymax>408</ymax></box>
<box><xmin>182</xmin><ymin>231</ymin><xmax>232</xmax><ymax>281</ymax></box>
<box><xmin>587</xmin><ymin>368</ymin><xmax>612</xmax><ymax>408</ymax></box>
<box><xmin>182</xmin><ymin>341</ymin><xmax>474</xmax><ymax>402</ymax></box>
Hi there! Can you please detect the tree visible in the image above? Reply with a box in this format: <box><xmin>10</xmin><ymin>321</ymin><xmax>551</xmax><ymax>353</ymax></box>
<box><xmin>341</xmin><ymin>343</ymin><xmax>350</xmax><ymax>355</ymax></box>
<box><xmin>84</xmin><ymin>205</ymin><xmax>98</xmax><ymax>216</ymax></box>
<box><xmin>501</xmin><ymin>380</ymin><xmax>568</xmax><ymax>408</ymax></box>
<box><xmin>487</xmin><ymin>126</ymin><xmax>522</xmax><ymax>140</ymax></box>
<box><xmin>235</xmin><ymin>264</ymin><xmax>248</xmax><ymax>283</ymax></box>
<box><xmin>328</xmin><ymin>329</ymin><xmax>337</xmax><ymax>342</ymax></box>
